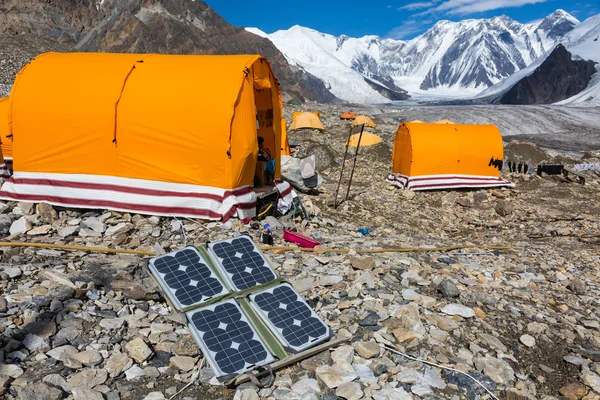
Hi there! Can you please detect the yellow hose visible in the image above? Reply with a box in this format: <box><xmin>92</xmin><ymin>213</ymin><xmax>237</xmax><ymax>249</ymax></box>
<box><xmin>0</xmin><ymin>241</ymin><xmax>513</xmax><ymax>256</ymax></box>
<box><xmin>0</xmin><ymin>242</ymin><xmax>155</xmax><ymax>256</ymax></box>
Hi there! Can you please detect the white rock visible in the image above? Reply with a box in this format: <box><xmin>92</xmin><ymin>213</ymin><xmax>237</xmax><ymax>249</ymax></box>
<box><xmin>125</xmin><ymin>365</ymin><xmax>146</xmax><ymax>381</ymax></box>
<box><xmin>519</xmin><ymin>334</ymin><xmax>536</xmax><ymax>347</ymax></box>
<box><xmin>100</xmin><ymin>317</ymin><xmax>125</xmax><ymax>330</ymax></box>
<box><xmin>291</xmin><ymin>378</ymin><xmax>321</xmax><ymax>395</ymax></box>
<box><xmin>402</xmin><ymin>289</ymin><xmax>421</xmax><ymax>301</ymax></box>
<box><xmin>71</xmin><ymin>349</ymin><xmax>103</xmax><ymax>367</ymax></box>
<box><xmin>354</xmin><ymin>341</ymin><xmax>380</xmax><ymax>359</ymax></box>
<box><xmin>72</xmin><ymin>388</ymin><xmax>104</xmax><ymax>400</ymax></box>
<box><xmin>290</xmin><ymin>278</ymin><xmax>315</xmax><ymax>293</ymax></box>
<box><xmin>316</xmin><ymin>363</ymin><xmax>357</xmax><ymax>389</ymax></box>
<box><xmin>27</xmin><ymin>224</ymin><xmax>52</xmax><ymax>235</ymax></box>
<box><xmin>57</xmin><ymin>226</ymin><xmax>78</xmax><ymax>237</ymax></box>
<box><xmin>0</xmin><ymin>363</ymin><xmax>24</xmax><ymax>378</ymax></box>
<box><xmin>47</xmin><ymin>345</ymin><xmax>81</xmax><ymax>368</ymax></box>
<box><xmin>233</xmin><ymin>388</ymin><xmax>259</xmax><ymax>400</ymax></box>
<box><xmin>4</xmin><ymin>267</ymin><xmax>22</xmax><ymax>279</ymax></box>
<box><xmin>9</xmin><ymin>217</ymin><xmax>31</xmax><ymax>235</ymax></box>
<box><xmin>319</xmin><ymin>275</ymin><xmax>343</xmax><ymax>286</ymax></box>
<box><xmin>336</xmin><ymin>382</ymin><xmax>363</xmax><ymax>400</ymax></box>
<box><xmin>441</xmin><ymin>304</ymin><xmax>475</xmax><ymax>318</ymax></box>
<box><xmin>331</xmin><ymin>345</ymin><xmax>354</xmax><ymax>365</ymax></box>
<box><xmin>83</xmin><ymin>217</ymin><xmax>106</xmax><ymax>233</ymax></box>
<box><xmin>105</xmin><ymin>222</ymin><xmax>133</xmax><ymax>236</ymax></box>
<box><xmin>23</xmin><ymin>334</ymin><xmax>48</xmax><ymax>352</ymax></box>
<box><xmin>106</xmin><ymin>352</ymin><xmax>133</xmax><ymax>377</ymax></box>
<box><xmin>143</xmin><ymin>392</ymin><xmax>166</xmax><ymax>400</ymax></box>
<box><xmin>397</xmin><ymin>369</ymin><xmax>420</xmax><ymax>384</ymax></box>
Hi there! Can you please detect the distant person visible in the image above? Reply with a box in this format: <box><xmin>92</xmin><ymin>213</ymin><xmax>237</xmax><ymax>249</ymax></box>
<box><xmin>257</xmin><ymin>137</ymin><xmax>272</xmax><ymax>162</ymax></box>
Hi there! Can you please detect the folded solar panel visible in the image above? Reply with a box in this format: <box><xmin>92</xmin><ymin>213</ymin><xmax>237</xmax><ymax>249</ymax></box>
<box><xmin>206</xmin><ymin>235</ymin><xmax>277</xmax><ymax>291</ymax></box>
<box><xmin>148</xmin><ymin>246</ymin><xmax>229</xmax><ymax>310</ymax></box>
<box><xmin>248</xmin><ymin>283</ymin><xmax>330</xmax><ymax>353</ymax></box>
<box><xmin>186</xmin><ymin>299</ymin><xmax>275</xmax><ymax>378</ymax></box>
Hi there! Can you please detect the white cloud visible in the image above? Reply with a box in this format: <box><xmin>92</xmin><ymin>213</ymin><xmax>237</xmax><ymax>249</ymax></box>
<box><xmin>417</xmin><ymin>0</ymin><xmax>548</xmax><ymax>16</ymax></box>
<box><xmin>397</xmin><ymin>1</ymin><xmax>438</xmax><ymax>10</ymax></box>
<box><xmin>387</xmin><ymin>20</ymin><xmax>428</xmax><ymax>38</ymax></box>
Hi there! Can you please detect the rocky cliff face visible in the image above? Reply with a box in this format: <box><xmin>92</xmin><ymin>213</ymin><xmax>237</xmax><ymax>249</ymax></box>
<box><xmin>500</xmin><ymin>44</ymin><xmax>597</xmax><ymax>105</ymax></box>
<box><xmin>0</xmin><ymin>0</ymin><xmax>338</xmax><ymax>103</ymax></box>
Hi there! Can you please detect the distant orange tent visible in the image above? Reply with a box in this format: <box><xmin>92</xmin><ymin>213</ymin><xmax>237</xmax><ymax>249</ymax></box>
<box><xmin>352</xmin><ymin>115</ymin><xmax>376</xmax><ymax>128</ymax></box>
<box><xmin>346</xmin><ymin>132</ymin><xmax>382</xmax><ymax>147</ymax></box>
<box><xmin>436</xmin><ymin>119</ymin><xmax>455</xmax><ymax>124</ymax></box>
<box><xmin>289</xmin><ymin>111</ymin><xmax>325</xmax><ymax>131</ymax></box>
<box><xmin>410</xmin><ymin>120</ymin><xmax>424</xmax><ymax>123</ymax></box>
<box><xmin>340</xmin><ymin>112</ymin><xmax>356</xmax><ymax>120</ymax></box>
<box><xmin>386</xmin><ymin>122</ymin><xmax>513</xmax><ymax>191</ymax></box>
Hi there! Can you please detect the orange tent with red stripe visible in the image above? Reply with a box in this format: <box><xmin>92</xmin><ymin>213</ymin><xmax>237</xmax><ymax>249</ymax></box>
<box><xmin>340</xmin><ymin>112</ymin><xmax>356</xmax><ymax>120</ymax></box>
<box><xmin>0</xmin><ymin>98</ymin><xmax>8</xmax><ymax>178</ymax></box>
<box><xmin>386</xmin><ymin>122</ymin><xmax>513</xmax><ymax>191</ymax></box>
<box><xmin>0</xmin><ymin>53</ymin><xmax>294</xmax><ymax>220</ymax></box>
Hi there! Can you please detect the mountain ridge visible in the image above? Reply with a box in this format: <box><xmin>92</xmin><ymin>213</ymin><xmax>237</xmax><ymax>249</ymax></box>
<box><xmin>251</xmin><ymin>9</ymin><xmax>582</xmax><ymax>103</ymax></box>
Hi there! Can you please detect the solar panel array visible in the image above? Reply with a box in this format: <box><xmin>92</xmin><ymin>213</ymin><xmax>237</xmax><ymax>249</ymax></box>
<box><xmin>186</xmin><ymin>299</ymin><xmax>274</xmax><ymax>377</ymax></box>
<box><xmin>148</xmin><ymin>236</ymin><xmax>330</xmax><ymax>379</ymax></box>
<box><xmin>207</xmin><ymin>236</ymin><xmax>277</xmax><ymax>291</ymax></box>
<box><xmin>249</xmin><ymin>283</ymin><xmax>330</xmax><ymax>352</ymax></box>
<box><xmin>148</xmin><ymin>247</ymin><xmax>229</xmax><ymax>310</ymax></box>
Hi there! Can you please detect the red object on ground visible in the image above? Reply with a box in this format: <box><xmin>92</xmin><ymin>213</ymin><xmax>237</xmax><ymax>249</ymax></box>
<box><xmin>283</xmin><ymin>230</ymin><xmax>320</xmax><ymax>248</ymax></box>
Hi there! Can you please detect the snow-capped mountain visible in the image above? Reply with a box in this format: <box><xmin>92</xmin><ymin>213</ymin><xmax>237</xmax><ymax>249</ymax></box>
<box><xmin>478</xmin><ymin>14</ymin><xmax>600</xmax><ymax>104</ymax></box>
<box><xmin>248</xmin><ymin>10</ymin><xmax>579</xmax><ymax>103</ymax></box>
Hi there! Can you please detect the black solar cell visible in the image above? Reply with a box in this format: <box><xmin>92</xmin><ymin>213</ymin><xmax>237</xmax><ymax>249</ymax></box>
<box><xmin>149</xmin><ymin>247</ymin><xmax>229</xmax><ymax>310</ymax></box>
<box><xmin>207</xmin><ymin>236</ymin><xmax>277</xmax><ymax>291</ymax></box>
<box><xmin>186</xmin><ymin>299</ymin><xmax>274</xmax><ymax>377</ymax></box>
<box><xmin>250</xmin><ymin>284</ymin><xmax>329</xmax><ymax>352</ymax></box>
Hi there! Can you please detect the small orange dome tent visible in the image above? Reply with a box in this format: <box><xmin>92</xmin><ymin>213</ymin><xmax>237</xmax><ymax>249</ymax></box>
<box><xmin>435</xmin><ymin>119</ymin><xmax>455</xmax><ymax>124</ymax></box>
<box><xmin>0</xmin><ymin>99</ymin><xmax>9</xmax><ymax>178</ymax></box>
<box><xmin>0</xmin><ymin>52</ymin><xmax>294</xmax><ymax>220</ymax></box>
<box><xmin>340</xmin><ymin>112</ymin><xmax>356</xmax><ymax>120</ymax></box>
<box><xmin>386</xmin><ymin>122</ymin><xmax>513</xmax><ymax>191</ymax></box>
<box><xmin>346</xmin><ymin>132</ymin><xmax>382</xmax><ymax>147</ymax></box>
<box><xmin>289</xmin><ymin>111</ymin><xmax>325</xmax><ymax>131</ymax></box>
<box><xmin>352</xmin><ymin>115</ymin><xmax>376</xmax><ymax>128</ymax></box>
<box><xmin>410</xmin><ymin>120</ymin><xmax>424</xmax><ymax>123</ymax></box>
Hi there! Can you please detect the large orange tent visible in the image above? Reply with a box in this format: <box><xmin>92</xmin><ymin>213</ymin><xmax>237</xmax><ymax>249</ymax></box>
<box><xmin>386</xmin><ymin>122</ymin><xmax>513</xmax><ymax>190</ymax></box>
<box><xmin>289</xmin><ymin>111</ymin><xmax>324</xmax><ymax>131</ymax></box>
<box><xmin>352</xmin><ymin>115</ymin><xmax>376</xmax><ymax>128</ymax></box>
<box><xmin>0</xmin><ymin>98</ymin><xmax>9</xmax><ymax>178</ymax></box>
<box><xmin>340</xmin><ymin>112</ymin><xmax>356</xmax><ymax>120</ymax></box>
<box><xmin>0</xmin><ymin>52</ymin><xmax>294</xmax><ymax>220</ymax></box>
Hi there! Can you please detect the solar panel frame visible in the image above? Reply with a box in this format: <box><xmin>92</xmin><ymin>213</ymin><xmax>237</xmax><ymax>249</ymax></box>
<box><xmin>248</xmin><ymin>283</ymin><xmax>331</xmax><ymax>353</ymax></box>
<box><xmin>186</xmin><ymin>299</ymin><xmax>275</xmax><ymax>378</ymax></box>
<box><xmin>206</xmin><ymin>236</ymin><xmax>278</xmax><ymax>292</ymax></box>
<box><xmin>148</xmin><ymin>246</ymin><xmax>230</xmax><ymax>311</ymax></box>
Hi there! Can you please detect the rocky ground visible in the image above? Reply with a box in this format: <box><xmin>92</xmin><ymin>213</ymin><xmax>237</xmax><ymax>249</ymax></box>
<box><xmin>0</xmin><ymin>104</ymin><xmax>599</xmax><ymax>400</ymax></box>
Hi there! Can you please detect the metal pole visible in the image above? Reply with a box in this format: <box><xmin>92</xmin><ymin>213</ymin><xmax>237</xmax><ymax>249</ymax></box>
<box><xmin>333</xmin><ymin>124</ymin><xmax>355</xmax><ymax>208</ymax></box>
<box><xmin>345</xmin><ymin>124</ymin><xmax>365</xmax><ymax>202</ymax></box>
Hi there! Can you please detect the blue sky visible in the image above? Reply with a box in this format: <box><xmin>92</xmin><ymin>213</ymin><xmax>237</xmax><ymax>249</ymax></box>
<box><xmin>205</xmin><ymin>0</ymin><xmax>599</xmax><ymax>39</ymax></box>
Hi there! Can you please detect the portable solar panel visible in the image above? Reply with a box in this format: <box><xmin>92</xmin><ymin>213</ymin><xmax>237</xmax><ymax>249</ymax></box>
<box><xmin>148</xmin><ymin>247</ymin><xmax>229</xmax><ymax>310</ymax></box>
<box><xmin>249</xmin><ymin>283</ymin><xmax>330</xmax><ymax>353</ymax></box>
<box><xmin>186</xmin><ymin>299</ymin><xmax>275</xmax><ymax>378</ymax></box>
<box><xmin>206</xmin><ymin>236</ymin><xmax>277</xmax><ymax>291</ymax></box>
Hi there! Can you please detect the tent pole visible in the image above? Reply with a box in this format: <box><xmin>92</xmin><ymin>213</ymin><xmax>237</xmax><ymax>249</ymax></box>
<box><xmin>333</xmin><ymin>124</ymin><xmax>355</xmax><ymax>208</ymax></box>
<box><xmin>345</xmin><ymin>124</ymin><xmax>365</xmax><ymax>202</ymax></box>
